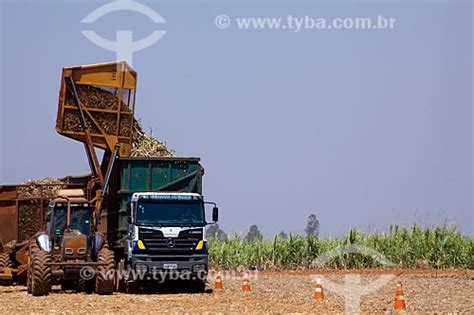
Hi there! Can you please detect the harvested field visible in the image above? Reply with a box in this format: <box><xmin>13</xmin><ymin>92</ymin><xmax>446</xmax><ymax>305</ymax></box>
<box><xmin>1</xmin><ymin>269</ymin><xmax>472</xmax><ymax>314</ymax></box>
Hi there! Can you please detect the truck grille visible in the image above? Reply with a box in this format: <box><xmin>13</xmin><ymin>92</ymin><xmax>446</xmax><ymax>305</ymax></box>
<box><xmin>138</xmin><ymin>228</ymin><xmax>203</xmax><ymax>253</ymax></box>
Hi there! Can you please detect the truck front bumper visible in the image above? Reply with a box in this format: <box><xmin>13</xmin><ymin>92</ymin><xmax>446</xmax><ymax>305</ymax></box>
<box><xmin>130</xmin><ymin>253</ymin><xmax>208</xmax><ymax>276</ymax></box>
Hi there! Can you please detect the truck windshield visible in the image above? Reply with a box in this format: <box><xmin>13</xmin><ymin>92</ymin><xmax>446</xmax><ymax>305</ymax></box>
<box><xmin>136</xmin><ymin>199</ymin><xmax>205</xmax><ymax>226</ymax></box>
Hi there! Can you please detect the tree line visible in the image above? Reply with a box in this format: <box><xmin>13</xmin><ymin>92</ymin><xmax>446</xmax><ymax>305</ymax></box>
<box><xmin>205</xmin><ymin>213</ymin><xmax>320</xmax><ymax>241</ymax></box>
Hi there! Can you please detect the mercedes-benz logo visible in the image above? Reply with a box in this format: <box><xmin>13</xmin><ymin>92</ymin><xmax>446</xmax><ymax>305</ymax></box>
<box><xmin>167</xmin><ymin>239</ymin><xmax>175</xmax><ymax>248</ymax></box>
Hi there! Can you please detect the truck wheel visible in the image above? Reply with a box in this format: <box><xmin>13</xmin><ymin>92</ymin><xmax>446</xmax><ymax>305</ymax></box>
<box><xmin>117</xmin><ymin>279</ymin><xmax>127</xmax><ymax>293</ymax></box>
<box><xmin>126</xmin><ymin>280</ymin><xmax>140</xmax><ymax>294</ymax></box>
<box><xmin>0</xmin><ymin>252</ymin><xmax>13</xmax><ymax>286</ymax></box>
<box><xmin>29</xmin><ymin>251</ymin><xmax>52</xmax><ymax>296</ymax></box>
<box><xmin>191</xmin><ymin>279</ymin><xmax>206</xmax><ymax>293</ymax></box>
<box><xmin>95</xmin><ymin>247</ymin><xmax>115</xmax><ymax>295</ymax></box>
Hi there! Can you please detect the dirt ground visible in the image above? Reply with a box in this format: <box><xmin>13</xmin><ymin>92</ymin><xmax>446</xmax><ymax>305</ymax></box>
<box><xmin>0</xmin><ymin>269</ymin><xmax>472</xmax><ymax>314</ymax></box>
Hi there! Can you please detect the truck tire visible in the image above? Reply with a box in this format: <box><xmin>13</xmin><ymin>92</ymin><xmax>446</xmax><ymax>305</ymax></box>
<box><xmin>126</xmin><ymin>280</ymin><xmax>140</xmax><ymax>294</ymax></box>
<box><xmin>191</xmin><ymin>279</ymin><xmax>206</xmax><ymax>293</ymax></box>
<box><xmin>29</xmin><ymin>251</ymin><xmax>52</xmax><ymax>296</ymax></box>
<box><xmin>0</xmin><ymin>252</ymin><xmax>13</xmax><ymax>286</ymax></box>
<box><xmin>95</xmin><ymin>247</ymin><xmax>115</xmax><ymax>295</ymax></box>
<box><xmin>117</xmin><ymin>279</ymin><xmax>127</xmax><ymax>293</ymax></box>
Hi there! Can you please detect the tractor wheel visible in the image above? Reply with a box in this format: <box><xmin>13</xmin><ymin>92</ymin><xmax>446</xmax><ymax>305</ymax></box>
<box><xmin>27</xmin><ymin>265</ymin><xmax>31</xmax><ymax>293</ymax></box>
<box><xmin>29</xmin><ymin>251</ymin><xmax>52</xmax><ymax>296</ymax></box>
<box><xmin>29</xmin><ymin>239</ymin><xmax>39</xmax><ymax>253</ymax></box>
<box><xmin>27</xmin><ymin>241</ymin><xmax>40</xmax><ymax>293</ymax></box>
<box><xmin>95</xmin><ymin>247</ymin><xmax>115</xmax><ymax>295</ymax></box>
<box><xmin>0</xmin><ymin>252</ymin><xmax>13</xmax><ymax>269</ymax></box>
<box><xmin>0</xmin><ymin>252</ymin><xmax>13</xmax><ymax>286</ymax></box>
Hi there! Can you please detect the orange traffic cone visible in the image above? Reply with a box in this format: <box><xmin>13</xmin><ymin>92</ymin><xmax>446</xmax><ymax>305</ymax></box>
<box><xmin>215</xmin><ymin>273</ymin><xmax>223</xmax><ymax>289</ymax></box>
<box><xmin>313</xmin><ymin>277</ymin><xmax>324</xmax><ymax>301</ymax></box>
<box><xmin>394</xmin><ymin>281</ymin><xmax>406</xmax><ymax>311</ymax></box>
<box><xmin>242</xmin><ymin>272</ymin><xmax>252</xmax><ymax>292</ymax></box>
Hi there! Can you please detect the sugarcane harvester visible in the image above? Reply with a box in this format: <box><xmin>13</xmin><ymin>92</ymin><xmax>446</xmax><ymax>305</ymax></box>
<box><xmin>26</xmin><ymin>62</ymin><xmax>137</xmax><ymax>295</ymax></box>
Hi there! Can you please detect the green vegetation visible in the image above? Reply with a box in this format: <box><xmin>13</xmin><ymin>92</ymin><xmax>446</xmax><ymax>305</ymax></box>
<box><xmin>208</xmin><ymin>224</ymin><xmax>474</xmax><ymax>270</ymax></box>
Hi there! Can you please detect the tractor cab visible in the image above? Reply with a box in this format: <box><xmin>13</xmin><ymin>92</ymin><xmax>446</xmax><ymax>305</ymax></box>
<box><xmin>45</xmin><ymin>190</ymin><xmax>92</xmax><ymax>256</ymax></box>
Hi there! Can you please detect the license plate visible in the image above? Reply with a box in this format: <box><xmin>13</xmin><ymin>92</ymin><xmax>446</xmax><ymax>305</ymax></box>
<box><xmin>163</xmin><ymin>263</ymin><xmax>178</xmax><ymax>270</ymax></box>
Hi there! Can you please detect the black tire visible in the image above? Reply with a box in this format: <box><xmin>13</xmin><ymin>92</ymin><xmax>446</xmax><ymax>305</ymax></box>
<box><xmin>27</xmin><ymin>241</ymin><xmax>40</xmax><ymax>293</ymax></box>
<box><xmin>126</xmin><ymin>280</ymin><xmax>140</xmax><ymax>294</ymax></box>
<box><xmin>0</xmin><ymin>252</ymin><xmax>13</xmax><ymax>286</ymax></box>
<box><xmin>95</xmin><ymin>247</ymin><xmax>115</xmax><ymax>295</ymax></box>
<box><xmin>29</xmin><ymin>251</ymin><xmax>52</xmax><ymax>296</ymax></box>
<box><xmin>190</xmin><ymin>279</ymin><xmax>206</xmax><ymax>293</ymax></box>
<box><xmin>27</xmin><ymin>266</ymin><xmax>32</xmax><ymax>293</ymax></box>
<box><xmin>117</xmin><ymin>279</ymin><xmax>127</xmax><ymax>293</ymax></box>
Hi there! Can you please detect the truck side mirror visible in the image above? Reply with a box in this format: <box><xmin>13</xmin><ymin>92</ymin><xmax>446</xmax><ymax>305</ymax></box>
<box><xmin>212</xmin><ymin>206</ymin><xmax>219</xmax><ymax>222</ymax></box>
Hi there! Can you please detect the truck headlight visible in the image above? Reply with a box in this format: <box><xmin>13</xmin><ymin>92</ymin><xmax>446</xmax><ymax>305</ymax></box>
<box><xmin>195</xmin><ymin>240</ymin><xmax>207</xmax><ymax>252</ymax></box>
<box><xmin>133</xmin><ymin>240</ymin><xmax>146</xmax><ymax>250</ymax></box>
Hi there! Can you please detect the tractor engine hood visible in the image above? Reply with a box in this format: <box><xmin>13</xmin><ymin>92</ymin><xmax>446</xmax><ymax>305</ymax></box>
<box><xmin>62</xmin><ymin>229</ymin><xmax>87</xmax><ymax>260</ymax></box>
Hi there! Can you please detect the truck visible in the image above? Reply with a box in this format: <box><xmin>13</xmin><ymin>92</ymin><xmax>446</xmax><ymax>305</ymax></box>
<box><xmin>102</xmin><ymin>157</ymin><xmax>218</xmax><ymax>292</ymax></box>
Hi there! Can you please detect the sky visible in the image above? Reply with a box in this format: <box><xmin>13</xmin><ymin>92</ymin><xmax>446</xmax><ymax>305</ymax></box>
<box><xmin>0</xmin><ymin>0</ymin><xmax>472</xmax><ymax>237</ymax></box>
